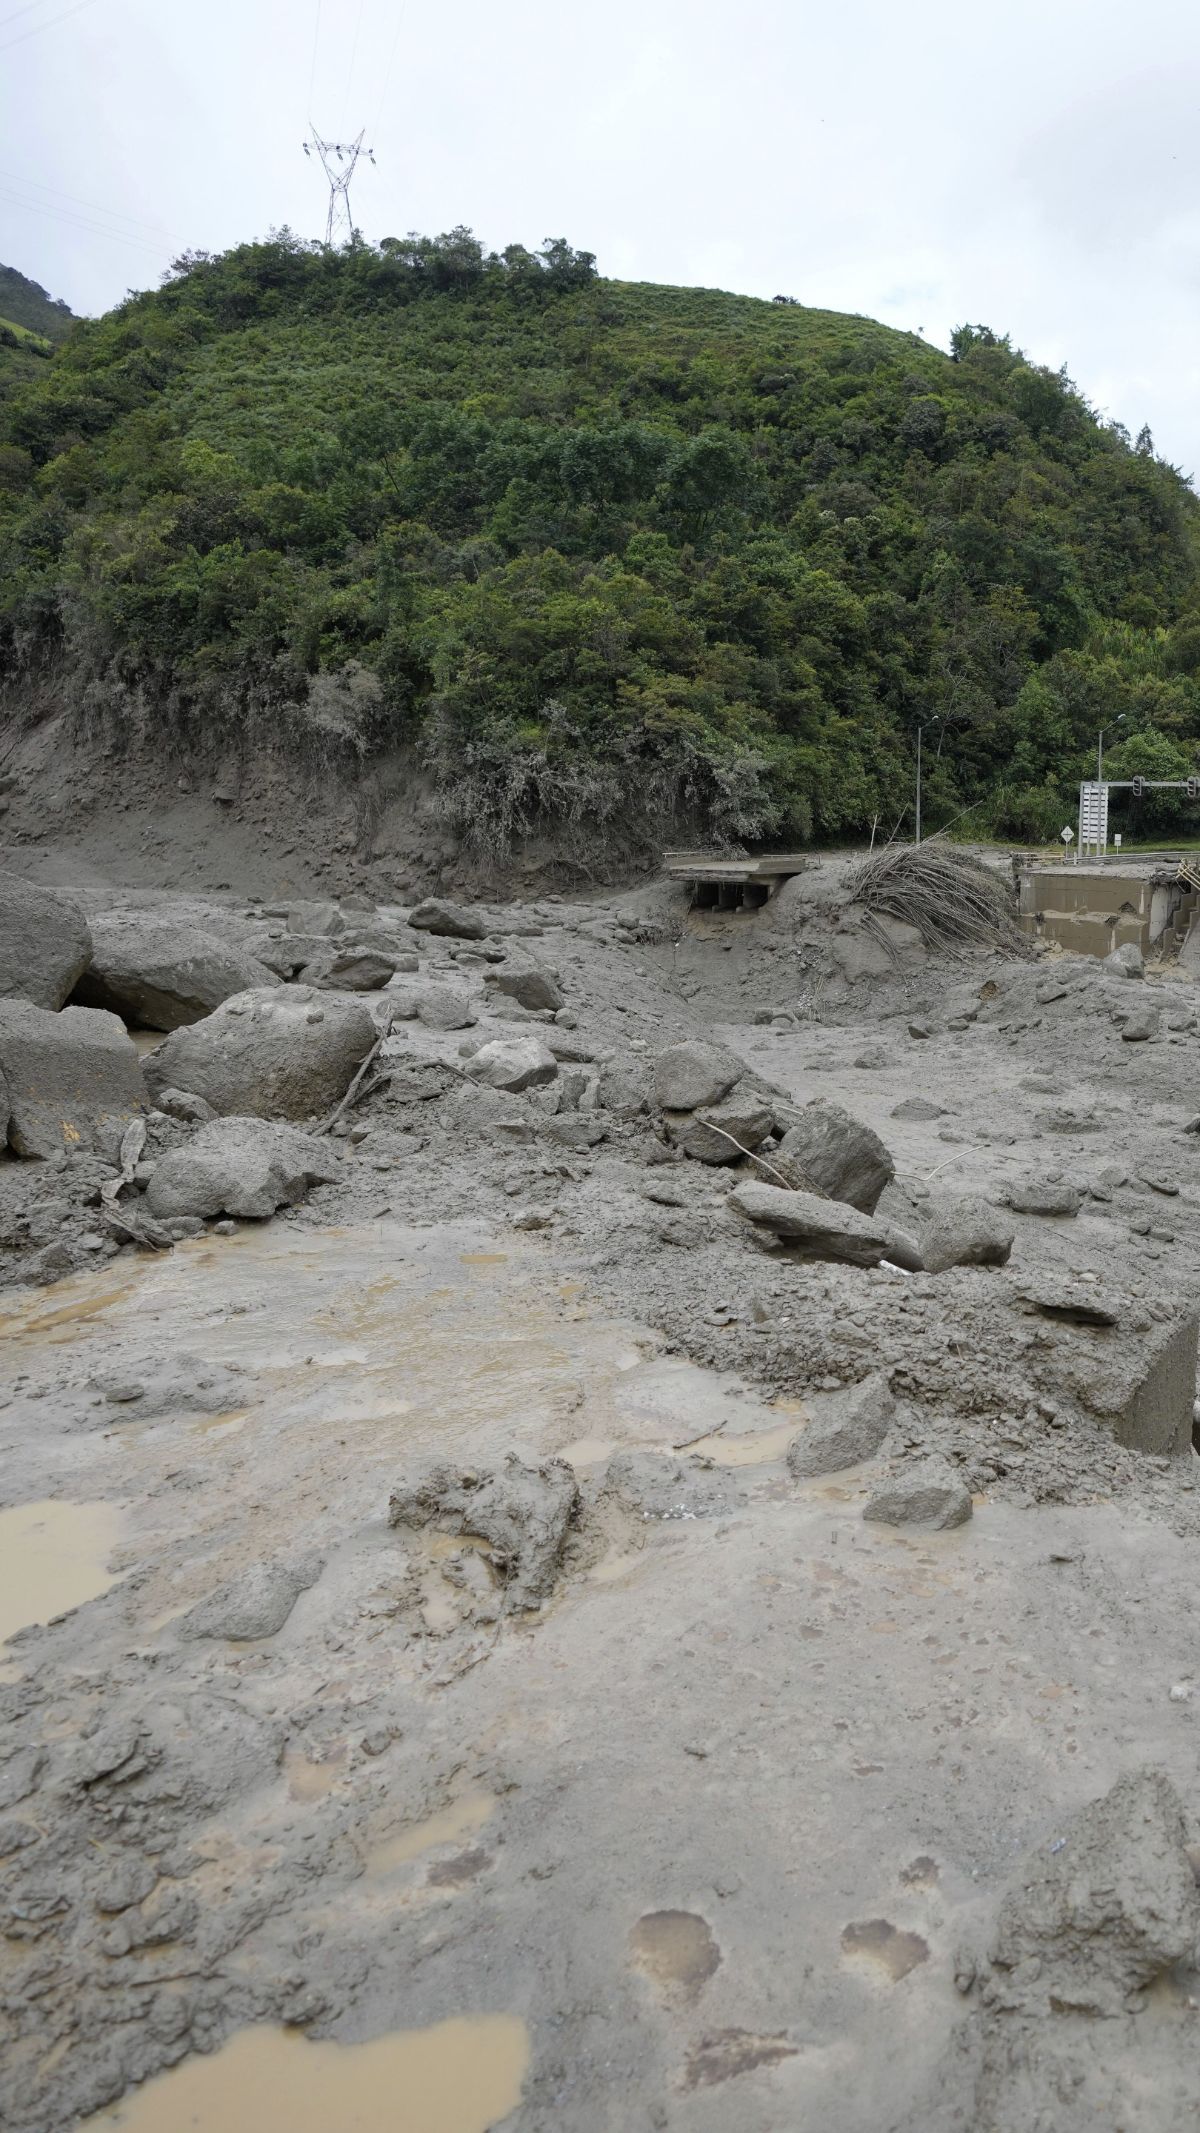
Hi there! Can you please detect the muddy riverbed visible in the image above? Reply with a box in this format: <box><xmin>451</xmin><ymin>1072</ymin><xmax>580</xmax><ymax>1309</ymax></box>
<box><xmin>5</xmin><ymin>854</ymin><xmax>1200</xmax><ymax>2130</ymax></box>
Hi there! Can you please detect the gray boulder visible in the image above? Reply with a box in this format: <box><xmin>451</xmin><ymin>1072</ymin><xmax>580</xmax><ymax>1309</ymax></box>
<box><xmin>408</xmin><ymin>897</ymin><xmax>487</xmax><ymax>941</ymax></box>
<box><xmin>464</xmin><ymin>1037</ymin><xmax>557</xmax><ymax>1093</ymax></box>
<box><xmin>1120</xmin><ymin>1003</ymin><xmax>1160</xmax><ymax>1042</ymax></box>
<box><xmin>0</xmin><ymin>874</ymin><xmax>92</xmax><ymax>1010</ymax></box>
<box><xmin>303</xmin><ymin>948</ymin><xmax>402</xmax><ymax>991</ymax></box>
<box><xmin>774</xmin><ymin>1100</ymin><xmax>894</xmax><ymax>1213</ymax></box>
<box><xmin>665</xmin><ymin>1097</ymin><xmax>773</xmax><ymax>1164</ymax></box>
<box><xmin>863</xmin><ymin>1457</ymin><xmax>972</xmax><ymax>1529</ymax></box>
<box><xmin>484</xmin><ymin>966</ymin><xmax>564</xmax><ymax>1013</ymax></box>
<box><xmin>919</xmin><ymin>1194</ymin><xmax>1015</xmax><ymax>1273</ymax></box>
<box><xmin>74</xmin><ymin>914</ymin><xmax>279</xmax><ymax>1031</ymax></box>
<box><xmin>179</xmin><ymin>1557</ymin><xmax>323</xmax><ymax>1641</ymax></box>
<box><xmin>597</xmin><ymin>1064</ymin><xmax>649</xmax><ymax>1118</ymax></box>
<box><xmin>983</xmin><ymin>1767</ymin><xmax>1200</xmax><ymax>2017</ymax></box>
<box><xmin>1104</xmin><ymin>943</ymin><xmax>1145</xmax><ymax>979</ymax></box>
<box><xmin>388</xmin><ymin>1453</ymin><xmax>579</xmax><ymax>1610</ymax></box>
<box><xmin>286</xmin><ymin>901</ymin><xmax>345</xmax><ymax>938</ymax></box>
<box><xmin>787</xmin><ymin>1375</ymin><xmax>895</xmax><ymax>1478</ymax></box>
<box><xmin>144</xmin><ymin>986</ymin><xmax>376</xmax><ymax>1120</ymax></box>
<box><xmin>1004</xmin><ymin>1177</ymin><xmax>1082</xmax><ymax>1217</ymax></box>
<box><xmin>891</xmin><ymin>1096</ymin><xmax>948</xmax><ymax>1123</ymax></box>
<box><xmin>728</xmin><ymin>1180</ymin><xmax>894</xmax><ymax>1266</ymax></box>
<box><xmin>145</xmin><ymin>1117</ymin><xmax>341</xmax><ymax>1220</ymax></box>
<box><xmin>653</xmin><ymin>1040</ymin><xmax>741</xmax><ymax>1112</ymax></box>
<box><xmin>0</xmin><ymin>1000</ymin><xmax>145</xmax><ymax>1160</ymax></box>
<box><xmin>416</xmin><ymin>985</ymin><xmax>477</xmax><ymax>1030</ymax></box>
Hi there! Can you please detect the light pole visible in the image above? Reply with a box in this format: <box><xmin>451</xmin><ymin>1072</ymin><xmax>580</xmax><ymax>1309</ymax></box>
<box><xmin>1097</xmin><ymin>714</ymin><xmax>1126</xmax><ymax>786</ymax></box>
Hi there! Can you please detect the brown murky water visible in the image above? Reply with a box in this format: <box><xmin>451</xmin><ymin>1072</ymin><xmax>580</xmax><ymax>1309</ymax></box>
<box><xmin>369</xmin><ymin>1791</ymin><xmax>495</xmax><ymax>1873</ymax></box>
<box><xmin>0</xmin><ymin>1498</ymin><xmax>124</xmax><ymax>1646</ymax></box>
<box><xmin>79</xmin><ymin>2016</ymin><xmax>530</xmax><ymax>2131</ymax></box>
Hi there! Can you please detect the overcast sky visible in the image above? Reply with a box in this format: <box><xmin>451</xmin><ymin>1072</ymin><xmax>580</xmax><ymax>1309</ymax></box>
<box><xmin>3</xmin><ymin>0</ymin><xmax>1197</xmax><ymax>474</ymax></box>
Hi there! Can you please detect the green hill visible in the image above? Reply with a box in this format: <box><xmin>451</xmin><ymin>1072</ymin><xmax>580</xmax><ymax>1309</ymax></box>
<box><xmin>0</xmin><ymin>264</ymin><xmax>74</xmax><ymax>342</ymax></box>
<box><xmin>1</xmin><ymin>228</ymin><xmax>1197</xmax><ymax>857</ymax></box>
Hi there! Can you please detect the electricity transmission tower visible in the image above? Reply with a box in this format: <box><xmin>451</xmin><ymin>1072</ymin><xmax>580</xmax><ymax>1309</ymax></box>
<box><xmin>302</xmin><ymin>128</ymin><xmax>375</xmax><ymax>246</ymax></box>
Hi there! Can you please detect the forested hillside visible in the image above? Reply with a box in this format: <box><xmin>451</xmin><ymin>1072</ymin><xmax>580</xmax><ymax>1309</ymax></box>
<box><xmin>0</xmin><ymin>264</ymin><xmax>73</xmax><ymax>418</ymax></box>
<box><xmin>1</xmin><ymin>228</ymin><xmax>1198</xmax><ymax>856</ymax></box>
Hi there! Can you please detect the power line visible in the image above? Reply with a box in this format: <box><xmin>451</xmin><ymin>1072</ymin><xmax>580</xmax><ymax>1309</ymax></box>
<box><xmin>0</xmin><ymin>0</ymin><xmax>103</xmax><ymax>55</ymax></box>
<box><xmin>0</xmin><ymin>163</ymin><xmax>168</xmax><ymax>240</ymax></box>
<box><xmin>0</xmin><ymin>183</ymin><xmax>172</xmax><ymax>259</ymax></box>
<box><xmin>307</xmin><ymin>0</ymin><xmax>322</xmax><ymax>120</ymax></box>
<box><xmin>369</xmin><ymin>0</ymin><xmax>404</xmax><ymax>141</ymax></box>
<box><xmin>342</xmin><ymin>0</ymin><xmax>365</xmax><ymax>132</ymax></box>
<box><xmin>0</xmin><ymin>0</ymin><xmax>63</xmax><ymax>32</ymax></box>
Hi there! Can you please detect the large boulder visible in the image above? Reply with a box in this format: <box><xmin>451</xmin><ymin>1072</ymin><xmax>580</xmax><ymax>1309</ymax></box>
<box><xmin>653</xmin><ymin>1041</ymin><xmax>741</xmax><ymax>1112</ymax></box>
<box><xmin>773</xmin><ymin>1100</ymin><xmax>894</xmax><ymax>1213</ymax></box>
<box><xmin>73</xmin><ymin>914</ymin><xmax>280</xmax><ymax>1032</ymax></box>
<box><xmin>463</xmin><ymin>1038</ymin><xmax>558</xmax><ymax>1093</ymax></box>
<box><xmin>664</xmin><ymin>1097</ymin><xmax>773</xmax><ymax>1164</ymax></box>
<box><xmin>300</xmin><ymin>948</ymin><xmax>403</xmax><ymax>992</ymax></box>
<box><xmin>0</xmin><ymin>1000</ymin><xmax>145</xmax><ymax>1159</ymax></box>
<box><xmin>145</xmin><ymin>1117</ymin><xmax>342</xmax><ymax>1220</ymax></box>
<box><xmin>484</xmin><ymin>966</ymin><xmax>564</xmax><ymax>1013</ymax></box>
<box><xmin>918</xmin><ymin>1194</ymin><xmax>1015</xmax><ymax>1273</ymax></box>
<box><xmin>408</xmin><ymin>897</ymin><xmax>487</xmax><ymax>941</ymax></box>
<box><xmin>0</xmin><ymin>874</ymin><xmax>92</xmax><ymax>1010</ymax></box>
<box><xmin>728</xmin><ymin>1180</ymin><xmax>896</xmax><ymax>1266</ymax></box>
<box><xmin>144</xmin><ymin>987</ymin><xmax>377</xmax><ymax>1121</ymax></box>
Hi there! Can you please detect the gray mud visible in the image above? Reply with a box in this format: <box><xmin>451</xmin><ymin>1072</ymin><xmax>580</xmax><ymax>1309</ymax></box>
<box><xmin>4</xmin><ymin>841</ymin><xmax>1200</xmax><ymax>2131</ymax></box>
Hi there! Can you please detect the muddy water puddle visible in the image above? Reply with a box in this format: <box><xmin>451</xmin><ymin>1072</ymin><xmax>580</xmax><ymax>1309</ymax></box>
<box><xmin>0</xmin><ymin>1499</ymin><xmax>124</xmax><ymax>1646</ymax></box>
<box><xmin>369</xmin><ymin>1790</ymin><xmax>496</xmax><ymax>1873</ymax></box>
<box><xmin>80</xmin><ymin>2014</ymin><xmax>530</xmax><ymax>2132</ymax></box>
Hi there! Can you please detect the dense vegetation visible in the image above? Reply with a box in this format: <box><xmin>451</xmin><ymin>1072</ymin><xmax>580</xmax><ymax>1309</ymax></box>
<box><xmin>2</xmin><ymin>227</ymin><xmax>1198</xmax><ymax>857</ymax></box>
<box><xmin>0</xmin><ymin>264</ymin><xmax>73</xmax><ymax>417</ymax></box>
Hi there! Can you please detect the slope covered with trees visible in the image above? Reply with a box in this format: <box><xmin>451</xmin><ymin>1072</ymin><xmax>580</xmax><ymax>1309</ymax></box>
<box><xmin>1</xmin><ymin>228</ymin><xmax>1197</xmax><ymax>857</ymax></box>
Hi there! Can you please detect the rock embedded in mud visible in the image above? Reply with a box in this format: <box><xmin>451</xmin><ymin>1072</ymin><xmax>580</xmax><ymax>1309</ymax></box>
<box><xmin>891</xmin><ymin>1096</ymin><xmax>948</xmax><ymax>1122</ymax></box>
<box><xmin>1104</xmin><ymin>943</ymin><xmax>1145</xmax><ymax>979</ymax></box>
<box><xmin>178</xmin><ymin>1557</ymin><xmax>323</xmax><ymax>1641</ymax></box>
<box><xmin>144</xmin><ymin>986</ymin><xmax>376</xmax><ymax>1120</ymax></box>
<box><xmin>92</xmin><ymin>1353</ymin><xmax>249</xmax><ymax>1416</ymax></box>
<box><xmin>597</xmin><ymin>1063</ymin><xmax>649</xmax><ymax>1118</ymax></box>
<box><xmin>1003</xmin><ymin>1177</ymin><xmax>1082</xmax><ymax>1217</ymax></box>
<box><xmin>464</xmin><ymin>1037</ymin><xmax>558</xmax><ymax>1093</ymax></box>
<box><xmin>728</xmin><ymin>1180</ymin><xmax>895</xmax><ymax>1266</ymax></box>
<box><xmin>981</xmin><ymin>1767</ymin><xmax>1200</xmax><ymax>2017</ymax></box>
<box><xmin>1119</xmin><ymin>1002</ymin><xmax>1160</xmax><ymax>1042</ymax></box>
<box><xmin>155</xmin><ymin>1086</ymin><xmax>217</xmax><ymax>1124</ymax></box>
<box><xmin>863</xmin><ymin>1457</ymin><xmax>972</xmax><ymax>1529</ymax></box>
<box><xmin>787</xmin><ymin>1374</ymin><xmax>895</xmax><ymax>1478</ymax></box>
<box><xmin>416</xmin><ymin>985</ymin><xmax>478</xmax><ymax>1030</ymax></box>
<box><xmin>0</xmin><ymin>1000</ymin><xmax>145</xmax><ymax>1160</ymax></box>
<box><xmin>144</xmin><ymin>1117</ymin><xmax>342</xmax><ymax>1220</ymax></box>
<box><xmin>0</xmin><ymin>873</ymin><xmax>92</xmax><ymax>1010</ymax></box>
<box><xmin>72</xmin><ymin>914</ymin><xmax>280</xmax><ymax>1032</ymax></box>
<box><xmin>484</xmin><ymin>967</ymin><xmax>565</xmax><ymax>1013</ymax></box>
<box><xmin>774</xmin><ymin>1100</ymin><xmax>895</xmax><ymax>1213</ymax></box>
<box><xmin>408</xmin><ymin>896</ymin><xmax>487</xmax><ymax>940</ymax></box>
<box><xmin>918</xmin><ymin>1194</ymin><xmax>1015</xmax><ymax>1273</ymax></box>
<box><xmin>664</xmin><ymin>1097</ymin><xmax>774</xmax><ymax>1165</ymax></box>
<box><xmin>303</xmin><ymin>948</ymin><xmax>403</xmax><ymax>991</ymax></box>
<box><xmin>388</xmin><ymin>1452</ymin><xmax>579</xmax><ymax>1610</ymax></box>
<box><xmin>653</xmin><ymin>1040</ymin><xmax>742</xmax><ymax>1112</ymax></box>
<box><xmin>602</xmin><ymin>1449</ymin><xmax>734</xmax><ymax>1518</ymax></box>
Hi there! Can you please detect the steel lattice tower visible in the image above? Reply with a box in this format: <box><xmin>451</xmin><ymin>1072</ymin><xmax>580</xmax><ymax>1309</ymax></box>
<box><xmin>303</xmin><ymin>127</ymin><xmax>373</xmax><ymax>246</ymax></box>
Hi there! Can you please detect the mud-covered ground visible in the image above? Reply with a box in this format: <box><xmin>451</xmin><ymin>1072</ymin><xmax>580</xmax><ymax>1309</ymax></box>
<box><xmin>5</xmin><ymin>832</ymin><xmax>1200</xmax><ymax>2133</ymax></box>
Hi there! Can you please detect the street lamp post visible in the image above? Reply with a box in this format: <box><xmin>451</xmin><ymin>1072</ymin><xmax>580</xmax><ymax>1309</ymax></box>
<box><xmin>1097</xmin><ymin>714</ymin><xmax>1126</xmax><ymax>787</ymax></box>
<box><xmin>915</xmin><ymin>718</ymin><xmax>941</xmax><ymax>846</ymax></box>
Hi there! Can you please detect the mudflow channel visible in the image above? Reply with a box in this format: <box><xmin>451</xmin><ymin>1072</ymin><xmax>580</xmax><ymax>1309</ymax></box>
<box><xmin>5</xmin><ymin>857</ymin><xmax>1200</xmax><ymax>2131</ymax></box>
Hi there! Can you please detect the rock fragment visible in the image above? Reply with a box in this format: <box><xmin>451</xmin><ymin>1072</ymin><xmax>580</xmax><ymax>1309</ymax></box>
<box><xmin>728</xmin><ymin>1181</ymin><xmax>896</xmax><ymax>1266</ymax></box>
<box><xmin>664</xmin><ymin>1097</ymin><xmax>774</xmax><ymax>1165</ymax></box>
<box><xmin>774</xmin><ymin>1100</ymin><xmax>894</xmax><ymax>1212</ymax></box>
<box><xmin>787</xmin><ymin>1375</ymin><xmax>895</xmax><ymax>1478</ymax></box>
<box><xmin>1003</xmin><ymin>1177</ymin><xmax>1082</xmax><ymax>1217</ymax></box>
<box><xmin>408</xmin><ymin>897</ymin><xmax>487</xmax><ymax>940</ymax></box>
<box><xmin>919</xmin><ymin>1194</ymin><xmax>1015</xmax><ymax>1273</ymax></box>
<box><xmin>484</xmin><ymin>967</ymin><xmax>564</xmax><ymax>1012</ymax></box>
<box><xmin>863</xmin><ymin>1458</ymin><xmax>972</xmax><ymax>1529</ymax></box>
<box><xmin>178</xmin><ymin>1558</ymin><xmax>323</xmax><ymax>1641</ymax></box>
<box><xmin>653</xmin><ymin>1041</ymin><xmax>742</xmax><ymax>1112</ymax></box>
<box><xmin>144</xmin><ymin>1118</ymin><xmax>341</xmax><ymax>1220</ymax></box>
<box><xmin>463</xmin><ymin>1038</ymin><xmax>558</xmax><ymax>1093</ymax></box>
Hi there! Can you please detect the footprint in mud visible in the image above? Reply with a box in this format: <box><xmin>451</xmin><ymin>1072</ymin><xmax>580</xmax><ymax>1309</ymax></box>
<box><xmin>682</xmin><ymin>2028</ymin><xmax>798</xmax><ymax>2091</ymax></box>
<box><xmin>630</xmin><ymin>1910</ymin><xmax>721</xmax><ymax>2000</ymax></box>
<box><xmin>840</xmin><ymin>1917</ymin><xmax>929</xmax><ymax>1981</ymax></box>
